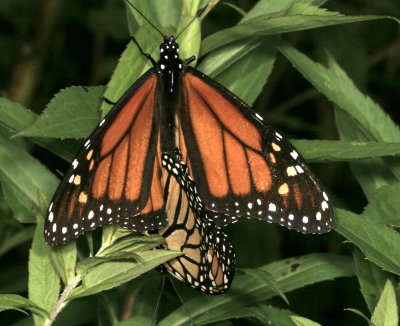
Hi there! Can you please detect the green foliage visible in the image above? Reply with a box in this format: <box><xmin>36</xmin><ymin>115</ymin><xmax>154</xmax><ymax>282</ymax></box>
<box><xmin>0</xmin><ymin>0</ymin><xmax>399</xmax><ymax>325</ymax></box>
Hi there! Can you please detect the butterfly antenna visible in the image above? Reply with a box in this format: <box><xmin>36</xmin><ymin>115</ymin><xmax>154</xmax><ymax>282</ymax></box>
<box><xmin>125</xmin><ymin>0</ymin><xmax>164</xmax><ymax>38</ymax></box>
<box><xmin>169</xmin><ymin>278</ymin><xmax>194</xmax><ymax>325</ymax></box>
<box><xmin>151</xmin><ymin>276</ymin><xmax>165</xmax><ymax>326</ymax></box>
<box><xmin>176</xmin><ymin>0</ymin><xmax>215</xmax><ymax>40</ymax></box>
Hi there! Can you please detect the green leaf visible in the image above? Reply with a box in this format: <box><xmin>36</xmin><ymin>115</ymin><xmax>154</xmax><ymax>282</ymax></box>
<box><xmin>199</xmin><ymin>37</ymin><xmax>277</xmax><ymax>105</ymax></box>
<box><xmin>0</xmin><ymin>97</ymin><xmax>36</xmax><ymax>132</ymax></box>
<box><xmin>0</xmin><ymin>133</ymin><xmax>59</xmax><ymax>222</ymax></box>
<box><xmin>335</xmin><ymin>208</ymin><xmax>400</xmax><ymax>276</ymax></box>
<box><xmin>159</xmin><ymin>253</ymin><xmax>354</xmax><ymax>325</ymax></box>
<box><xmin>291</xmin><ymin>316</ymin><xmax>323</xmax><ymax>326</ymax></box>
<box><xmin>29</xmin><ymin>212</ymin><xmax>60</xmax><ymax>325</ymax></box>
<box><xmin>0</xmin><ymin>294</ymin><xmax>49</xmax><ymax>318</ymax></box>
<box><xmin>278</xmin><ymin>40</ymin><xmax>400</xmax><ymax>198</ymax></box>
<box><xmin>69</xmin><ymin>249</ymin><xmax>180</xmax><ymax>299</ymax></box>
<box><xmin>51</xmin><ymin>241</ymin><xmax>77</xmax><ymax>285</ymax></box>
<box><xmin>371</xmin><ymin>280</ymin><xmax>399</xmax><ymax>326</ymax></box>
<box><xmin>240</xmin><ymin>0</ymin><xmax>294</xmax><ymax>22</ymax></box>
<box><xmin>239</xmin><ymin>268</ymin><xmax>289</xmax><ymax>304</ymax></box>
<box><xmin>277</xmin><ymin>41</ymin><xmax>400</xmax><ymax>144</ymax></box>
<box><xmin>291</xmin><ymin>140</ymin><xmax>400</xmax><ymax>162</ymax></box>
<box><xmin>98</xmin><ymin>234</ymin><xmax>165</xmax><ymax>258</ymax></box>
<box><xmin>363</xmin><ymin>183</ymin><xmax>400</xmax><ymax>228</ymax></box>
<box><xmin>18</xmin><ymin>86</ymin><xmax>104</xmax><ymax>139</ymax></box>
<box><xmin>202</xmin><ymin>9</ymin><xmax>391</xmax><ymax>54</ymax></box>
<box><xmin>0</xmin><ymin>96</ymin><xmax>83</xmax><ymax>162</ymax></box>
<box><xmin>353</xmin><ymin>248</ymin><xmax>395</xmax><ymax>313</ymax></box>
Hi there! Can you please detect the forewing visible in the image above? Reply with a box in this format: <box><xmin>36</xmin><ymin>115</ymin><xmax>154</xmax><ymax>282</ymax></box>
<box><xmin>180</xmin><ymin>68</ymin><xmax>334</xmax><ymax>234</ymax></box>
<box><xmin>44</xmin><ymin>71</ymin><xmax>166</xmax><ymax>245</ymax></box>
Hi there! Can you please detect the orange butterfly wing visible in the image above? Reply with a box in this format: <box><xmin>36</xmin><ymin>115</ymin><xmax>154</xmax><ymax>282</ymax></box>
<box><xmin>45</xmin><ymin>72</ymin><xmax>165</xmax><ymax>245</ymax></box>
<box><xmin>179</xmin><ymin>68</ymin><xmax>334</xmax><ymax>234</ymax></box>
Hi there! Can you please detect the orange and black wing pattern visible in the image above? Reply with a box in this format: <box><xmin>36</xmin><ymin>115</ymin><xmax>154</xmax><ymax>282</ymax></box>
<box><xmin>159</xmin><ymin>150</ymin><xmax>235</xmax><ymax>294</ymax></box>
<box><xmin>44</xmin><ymin>70</ymin><xmax>166</xmax><ymax>245</ymax></box>
<box><xmin>179</xmin><ymin>67</ymin><xmax>334</xmax><ymax>234</ymax></box>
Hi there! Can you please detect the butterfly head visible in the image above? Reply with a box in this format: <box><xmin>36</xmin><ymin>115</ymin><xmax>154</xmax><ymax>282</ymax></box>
<box><xmin>158</xmin><ymin>36</ymin><xmax>181</xmax><ymax>69</ymax></box>
<box><xmin>157</xmin><ymin>36</ymin><xmax>186</xmax><ymax>92</ymax></box>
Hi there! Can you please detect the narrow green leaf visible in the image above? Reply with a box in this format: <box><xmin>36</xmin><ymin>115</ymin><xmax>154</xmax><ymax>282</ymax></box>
<box><xmin>278</xmin><ymin>41</ymin><xmax>400</xmax><ymax>143</ymax></box>
<box><xmin>18</xmin><ymin>86</ymin><xmax>104</xmax><ymax>139</ymax></box>
<box><xmin>335</xmin><ymin>208</ymin><xmax>400</xmax><ymax>276</ymax></box>
<box><xmin>291</xmin><ymin>316</ymin><xmax>322</xmax><ymax>326</ymax></box>
<box><xmin>69</xmin><ymin>249</ymin><xmax>180</xmax><ymax>299</ymax></box>
<box><xmin>363</xmin><ymin>183</ymin><xmax>400</xmax><ymax>228</ymax></box>
<box><xmin>291</xmin><ymin>140</ymin><xmax>400</xmax><ymax>162</ymax></box>
<box><xmin>98</xmin><ymin>234</ymin><xmax>165</xmax><ymax>258</ymax></box>
<box><xmin>371</xmin><ymin>280</ymin><xmax>399</xmax><ymax>326</ymax></box>
<box><xmin>203</xmin><ymin>12</ymin><xmax>392</xmax><ymax>54</ymax></box>
<box><xmin>29</xmin><ymin>213</ymin><xmax>60</xmax><ymax>325</ymax></box>
<box><xmin>240</xmin><ymin>0</ymin><xmax>294</xmax><ymax>22</ymax></box>
<box><xmin>0</xmin><ymin>294</ymin><xmax>49</xmax><ymax>318</ymax></box>
<box><xmin>353</xmin><ymin>248</ymin><xmax>395</xmax><ymax>313</ymax></box>
<box><xmin>159</xmin><ymin>253</ymin><xmax>354</xmax><ymax>326</ymax></box>
<box><xmin>51</xmin><ymin>241</ymin><xmax>77</xmax><ymax>285</ymax></box>
<box><xmin>0</xmin><ymin>133</ymin><xmax>59</xmax><ymax>222</ymax></box>
<box><xmin>199</xmin><ymin>37</ymin><xmax>277</xmax><ymax>105</ymax></box>
<box><xmin>239</xmin><ymin>268</ymin><xmax>289</xmax><ymax>304</ymax></box>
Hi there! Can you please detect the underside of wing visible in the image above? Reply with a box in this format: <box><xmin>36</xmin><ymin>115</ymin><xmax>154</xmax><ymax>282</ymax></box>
<box><xmin>45</xmin><ymin>71</ymin><xmax>166</xmax><ymax>245</ymax></box>
<box><xmin>159</xmin><ymin>150</ymin><xmax>235</xmax><ymax>294</ymax></box>
<box><xmin>180</xmin><ymin>68</ymin><xmax>334</xmax><ymax>234</ymax></box>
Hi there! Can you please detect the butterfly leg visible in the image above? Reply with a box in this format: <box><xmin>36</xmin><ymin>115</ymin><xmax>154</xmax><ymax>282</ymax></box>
<box><xmin>102</xmin><ymin>96</ymin><xmax>117</xmax><ymax>105</ymax></box>
<box><xmin>130</xmin><ymin>36</ymin><xmax>157</xmax><ymax>67</ymax></box>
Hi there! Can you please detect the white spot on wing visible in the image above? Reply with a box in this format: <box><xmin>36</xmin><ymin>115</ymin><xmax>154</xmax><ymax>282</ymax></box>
<box><xmin>268</xmin><ymin>203</ymin><xmax>276</xmax><ymax>212</ymax></box>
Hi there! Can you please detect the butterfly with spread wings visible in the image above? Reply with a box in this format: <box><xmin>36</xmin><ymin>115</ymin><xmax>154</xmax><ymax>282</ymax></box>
<box><xmin>44</xmin><ymin>2</ymin><xmax>334</xmax><ymax>293</ymax></box>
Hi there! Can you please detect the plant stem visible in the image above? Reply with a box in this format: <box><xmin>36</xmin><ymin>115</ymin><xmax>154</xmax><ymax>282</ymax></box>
<box><xmin>44</xmin><ymin>275</ymin><xmax>81</xmax><ymax>326</ymax></box>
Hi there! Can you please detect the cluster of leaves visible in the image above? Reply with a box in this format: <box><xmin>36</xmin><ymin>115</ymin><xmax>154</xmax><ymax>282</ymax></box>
<box><xmin>0</xmin><ymin>0</ymin><xmax>399</xmax><ymax>325</ymax></box>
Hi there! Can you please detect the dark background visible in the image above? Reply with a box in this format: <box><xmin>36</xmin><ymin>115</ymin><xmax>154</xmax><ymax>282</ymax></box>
<box><xmin>0</xmin><ymin>0</ymin><xmax>399</xmax><ymax>325</ymax></box>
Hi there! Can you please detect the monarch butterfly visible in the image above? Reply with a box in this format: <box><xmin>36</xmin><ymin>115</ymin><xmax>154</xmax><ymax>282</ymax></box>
<box><xmin>157</xmin><ymin>149</ymin><xmax>235</xmax><ymax>293</ymax></box>
<box><xmin>44</xmin><ymin>1</ymin><xmax>334</xmax><ymax>293</ymax></box>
